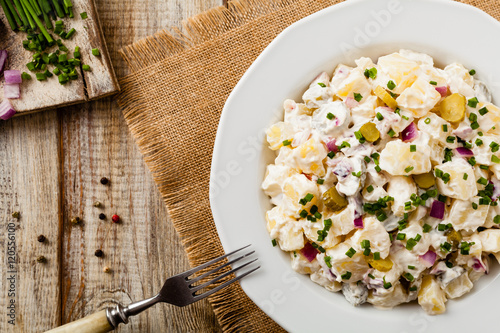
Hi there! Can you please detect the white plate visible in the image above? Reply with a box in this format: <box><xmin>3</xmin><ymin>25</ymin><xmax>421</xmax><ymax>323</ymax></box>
<box><xmin>210</xmin><ymin>0</ymin><xmax>500</xmax><ymax>331</ymax></box>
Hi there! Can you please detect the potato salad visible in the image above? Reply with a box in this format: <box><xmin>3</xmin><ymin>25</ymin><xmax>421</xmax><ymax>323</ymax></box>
<box><xmin>262</xmin><ymin>50</ymin><xmax>500</xmax><ymax>315</ymax></box>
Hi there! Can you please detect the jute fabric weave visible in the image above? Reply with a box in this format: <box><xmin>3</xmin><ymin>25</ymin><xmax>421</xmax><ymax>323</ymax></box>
<box><xmin>116</xmin><ymin>1</ymin><xmax>500</xmax><ymax>331</ymax></box>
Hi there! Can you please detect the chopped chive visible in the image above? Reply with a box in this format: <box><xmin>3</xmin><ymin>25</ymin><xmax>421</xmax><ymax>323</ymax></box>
<box><xmin>410</xmin><ymin>145</ymin><xmax>416</xmax><ymax>152</ymax></box>
<box><xmin>82</xmin><ymin>64</ymin><xmax>91</xmax><ymax>71</ymax></box>
<box><xmin>341</xmin><ymin>271</ymin><xmax>352</xmax><ymax>280</ymax></box>
<box><xmin>476</xmin><ymin>139</ymin><xmax>483</xmax><ymax>146</ymax></box>
<box><xmin>316</xmin><ymin>178</ymin><xmax>324</xmax><ymax>185</ymax></box>
<box><xmin>406</xmin><ymin>238</ymin><xmax>417</xmax><ymax>250</ymax></box>
<box><xmin>326</xmin><ymin>112</ymin><xmax>335</xmax><ymax>120</ymax></box>
<box><xmin>364</xmin><ymin>156</ymin><xmax>371</xmax><ymax>163</ymax></box>
<box><xmin>480</xmin><ymin>165</ymin><xmax>489</xmax><ymax>170</ymax></box>
<box><xmin>375</xmin><ymin>165</ymin><xmax>381</xmax><ymax>173</ymax></box>
<box><xmin>404</xmin><ymin>273</ymin><xmax>415</xmax><ymax>282</ymax></box>
<box><xmin>446</xmin><ymin>136</ymin><xmax>456</xmax><ymax>143</ymax></box>
<box><xmin>299</xmin><ymin>210</ymin><xmax>308</xmax><ymax>218</ymax></box>
<box><xmin>327</xmin><ymin>151</ymin><xmax>336</xmax><ymax>159</ymax></box>
<box><xmin>469</xmin><ymin>69</ymin><xmax>476</xmax><ymax>75</ymax></box>
<box><xmin>471</xmin><ymin>122</ymin><xmax>480</xmax><ymax>130</ymax></box>
<box><xmin>387</xmin><ymin>129</ymin><xmax>396</xmax><ymax>137</ymax></box>
<box><xmin>35</xmin><ymin>73</ymin><xmax>46</xmax><ymax>81</ymax></box>
<box><xmin>345</xmin><ymin>247</ymin><xmax>356</xmax><ymax>258</ymax></box>
<box><xmin>494</xmin><ymin>216</ymin><xmax>500</xmax><ymax>224</ymax></box>
<box><xmin>472</xmin><ymin>202</ymin><xmax>478</xmax><ymax>210</ymax></box>
<box><xmin>468</xmin><ymin>97</ymin><xmax>479</xmax><ymax>108</ymax></box>
<box><xmin>376</xmin><ymin>112</ymin><xmax>384</xmax><ymax>121</ymax></box>
<box><xmin>424</xmin><ymin>118</ymin><xmax>431</xmax><ymax>124</ymax></box>
<box><xmin>80</xmin><ymin>11</ymin><xmax>87</xmax><ymax>19</ymax></box>
<box><xmin>324</xmin><ymin>256</ymin><xmax>332</xmax><ymax>268</ymax></box>
<box><xmin>463</xmin><ymin>173</ymin><xmax>468</xmax><ymax>180</ymax></box>
<box><xmin>492</xmin><ymin>155</ymin><xmax>500</xmax><ymax>164</ymax></box>
<box><xmin>478</xmin><ymin>177</ymin><xmax>488</xmax><ymax>185</ymax></box>
<box><xmin>442</xmin><ymin>124</ymin><xmax>448</xmax><ymax>132</ymax></box>
<box><xmin>282</xmin><ymin>140</ymin><xmax>292</xmax><ymax>146</ymax></box>
<box><xmin>387</xmin><ymin>80</ymin><xmax>396</xmax><ymax>90</ymax></box>
<box><xmin>423</xmin><ymin>224</ymin><xmax>432</xmax><ymax>233</ymax></box>
<box><xmin>490</xmin><ymin>142</ymin><xmax>500</xmax><ymax>152</ymax></box>
<box><xmin>364</xmin><ymin>67</ymin><xmax>377</xmax><ymax>79</ymax></box>
<box><xmin>361</xmin><ymin>240</ymin><xmax>370</xmax><ymax>249</ymax></box>
<box><xmin>405</xmin><ymin>166</ymin><xmax>414</xmax><ymax>173</ymax></box>
<box><xmin>317</xmin><ymin>82</ymin><xmax>326</xmax><ymax>88</ymax></box>
<box><xmin>469</xmin><ymin>113</ymin><xmax>478</xmax><ymax>122</ymax></box>
<box><xmin>353</xmin><ymin>93</ymin><xmax>362</xmax><ymax>102</ymax></box>
<box><xmin>367</xmin><ymin>185</ymin><xmax>374</xmax><ymax>193</ymax></box>
<box><xmin>478</xmin><ymin>131</ymin><xmax>484</xmax><ymax>136</ymax></box>
<box><xmin>468</xmin><ymin>157</ymin><xmax>476</xmax><ymax>166</ymax></box>
<box><xmin>373</xmin><ymin>252</ymin><xmax>380</xmax><ymax>260</ymax></box>
<box><xmin>21</xmin><ymin>72</ymin><xmax>31</xmax><ymax>80</ymax></box>
<box><xmin>272</xmin><ymin>239</ymin><xmax>277</xmax><ymax>247</ymax></box>
<box><xmin>429</xmin><ymin>81</ymin><xmax>437</xmax><ymax>86</ymax></box>
<box><xmin>92</xmin><ymin>48</ymin><xmax>100</xmax><ymax>56</ymax></box>
<box><xmin>383</xmin><ymin>276</ymin><xmax>392</xmax><ymax>289</ymax></box>
<box><xmin>479</xmin><ymin>107</ymin><xmax>489</xmax><ymax>116</ymax></box>
<box><xmin>396</xmin><ymin>233</ymin><xmax>406</xmax><ymax>240</ymax></box>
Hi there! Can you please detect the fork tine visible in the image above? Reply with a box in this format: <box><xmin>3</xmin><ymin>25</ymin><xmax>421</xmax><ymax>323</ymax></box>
<box><xmin>187</xmin><ymin>250</ymin><xmax>255</xmax><ymax>285</ymax></box>
<box><xmin>190</xmin><ymin>258</ymin><xmax>259</xmax><ymax>293</ymax></box>
<box><xmin>193</xmin><ymin>265</ymin><xmax>260</xmax><ymax>301</ymax></box>
<box><xmin>179</xmin><ymin>244</ymin><xmax>252</xmax><ymax>278</ymax></box>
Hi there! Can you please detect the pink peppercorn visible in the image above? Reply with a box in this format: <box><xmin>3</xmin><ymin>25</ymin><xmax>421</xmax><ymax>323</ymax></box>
<box><xmin>112</xmin><ymin>214</ymin><xmax>120</xmax><ymax>223</ymax></box>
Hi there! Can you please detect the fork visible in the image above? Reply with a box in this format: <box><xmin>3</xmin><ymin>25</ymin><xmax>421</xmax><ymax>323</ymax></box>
<box><xmin>46</xmin><ymin>245</ymin><xmax>259</xmax><ymax>333</ymax></box>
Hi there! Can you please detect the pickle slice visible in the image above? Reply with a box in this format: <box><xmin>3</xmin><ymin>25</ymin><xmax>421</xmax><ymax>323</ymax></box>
<box><xmin>323</xmin><ymin>186</ymin><xmax>348</xmax><ymax>212</ymax></box>
<box><xmin>440</xmin><ymin>93</ymin><xmax>466</xmax><ymax>123</ymax></box>
<box><xmin>366</xmin><ymin>256</ymin><xmax>393</xmax><ymax>272</ymax></box>
<box><xmin>374</xmin><ymin>86</ymin><xmax>398</xmax><ymax>109</ymax></box>
<box><xmin>360</xmin><ymin>122</ymin><xmax>380</xmax><ymax>142</ymax></box>
<box><xmin>413</xmin><ymin>172</ymin><xmax>435</xmax><ymax>189</ymax></box>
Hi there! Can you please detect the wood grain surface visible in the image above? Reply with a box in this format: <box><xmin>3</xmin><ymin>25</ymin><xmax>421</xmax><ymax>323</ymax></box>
<box><xmin>0</xmin><ymin>0</ymin><xmax>223</xmax><ymax>332</ymax></box>
<box><xmin>0</xmin><ymin>0</ymin><xmax>119</xmax><ymax>114</ymax></box>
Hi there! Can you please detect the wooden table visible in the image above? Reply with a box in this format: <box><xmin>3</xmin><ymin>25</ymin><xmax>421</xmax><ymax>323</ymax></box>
<box><xmin>0</xmin><ymin>1</ymin><xmax>225</xmax><ymax>331</ymax></box>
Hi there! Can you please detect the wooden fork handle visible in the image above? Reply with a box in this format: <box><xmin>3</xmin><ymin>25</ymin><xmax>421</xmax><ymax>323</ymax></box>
<box><xmin>45</xmin><ymin>310</ymin><xmax>113</xmax><ymax>333</ymax></box>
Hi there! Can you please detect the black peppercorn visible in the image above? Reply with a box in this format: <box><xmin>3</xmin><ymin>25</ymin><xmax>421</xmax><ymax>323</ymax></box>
<box><xmin>37</xmin><ymin>235</ymin><xmax>46</xmax><ymax>243</ymax></box>
<box><xmin>12</xmin><ymin>211</ymin><xmax>20</xmax><ymax>219</ymax></box>
<box><xmin>100</xmin><ymin>177</ymin><xmax>109</xmax><ymax>185</ymax></box>
<box><xmin>95</xmin><ymin>249</ymin><xmax>104</xmax><ymax>257</ymax></box>
<box><xmin>36</xmin><ymin>256</ymin><xmax>46</xmax><ymax>263</ymax></box>
<box><xmin>98</xmin><ymin>213</ymin><xmax>106</xmax><ymax>220</ymax></box>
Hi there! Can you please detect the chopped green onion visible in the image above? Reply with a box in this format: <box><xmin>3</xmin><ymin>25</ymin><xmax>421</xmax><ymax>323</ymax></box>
<box><xmin>353</xmin><ymin>93</ymin><xmax>362</xmax><ymax>102</ymax></box>
<box><xmin>376</xmin><ymin>112</ymin><xmax>384</xmax><ymax>121</ymax></box>
<box><xmin>396</xmin><ymin>233</ymin><xmax>406</xmax><ymax>240</ymax></box>
<box><xmin>341</xmin><ymin>271</ymin><xmax>352</xmax><ymax>280</ymax></box>
<box><xmin>36</xmin><ymin>73</ymin><xmax>46</xmax><ymax>81</ymax></box>
<box><xmin>404</xmin><ymin>273</ymin><xmax>415</xmax><ymax>282</ymax></box>
<box><xmin>82</xmin><ymin>64</ymin><xmax>91</xmax><ymax>71</ymax></box>
<box><xmin>21</xmin><ymin>72</ymin><xmax>31</xmax><ymax>80</ymax></box>
<box><xmin>364</xmin><ymin>156</ymin><xmax>371</xmax><ymax>163</ymax></box>
<box><xmin>317</xmin><ymin>82</ymin><xmax>326</xmax><ymax>88</ymax></box>
<box><xmin>375</xmin><ymin>165</ymin><xmax>381</xmax><ymax>173</ymax></box>
<box><xmin>387</xmin><ymin>129</ymin><xmax>396</xmax><ymax>137</ymax></box>
<box><xmin>494</xmin><ymin>215</ymin><xmax>500</xmax><ymax>224</ymax></box>
<box><xmin>282</xmin><ymin>140</ymin><xmax>292</xmax><ymax>146</ymax></box>
<box><xmin>373</xmin><ymin>252</ymin><xmax>380</xmax><ymax>260</ymax></box>
<box><xmin>92</xmin><ymin>48</ymin><xmax>100</xmax><ymax>56</ymax></box>
<box><xmin>469</xmin><ymin>69</ymin><xmax>476</xmax><ymax>75</ymax></box>
<box><xmin>476</xmin><ymin>139</ymin><xmax>483</xmax><ymax>146</ymax></box>
<box><xmin>424</xmin><ymin>118</ymin><xmax>431</xmax><ymax>124</ymax></box>
<box><xmin>383</xmin><ymin>276</ymin><xmax>392</xmax><ymax>289</ymax></box>
<box><xmin>324</xmin><ymin>256</ymin><xmax>332</xmax><ymax>268</ymax></box>
<box><xmin>405</xmin><ymin>166</ymin><xmax>414</xmax><ymax>173</ymax></box>
<box><xmin>471</xmin><ymin>122</ymin><xmax>480</xmax><ymax>130</ymax></box>
<box><xmin>423</xmin><ymin>224</ymin><xmax>432</xmax><ymax>233</ymax></box>
<box><xmin>478</xmin><ymin>177</ymin><xmax>488</xmax><ymax>186</ymax></box>
<box><xmin>316</xmin><ymin>178</ymin><xmax>324</xmax><ymax>185</ymax></box>
<box><xmin>492</xmin><ymin>155</ymin><xmax>500</xmax><ymax>164</ymax></box>
<box><xmin>429</xmin><ymin>81</ymin><xmax>437</xmax><ymax>86</ymax></box>
<box><xmin>410</xmin><ymin>145</ymin><xmax>416</xmax><ymax>152</ymax></box>
<box><xmin>364</xmin><ymin>67</ymin><xmax>377</xmax><ymax>79</ymax></box>
<box><xmin>446</xmin><ymin>136</ymin><xmax>456</xmax><ymax>143</ymax></box>
<box><xmin>272</xmin><ymin>239</ymin><xmax>277</xmax><ymax>247</ymax></box>
<box><xmin>468</xmin><ymin>97</ymin><xmax>479</xmax><ymax>108</ymax></box>
<box><xmin>327</xmin><ymin>151</ymin><xmax>336</xmax><ymax>159</ymax></box>
<box><xmin>472</xmin><ymin>202</ymin><xmax>478</xmax><ymax>210</ymax></box>
<box><xmin>463</xmin><ymin>173</ymin><xmax>468</xmax><ymax>180</ymax></box>
<box><xmin>366</xmin><ymin>185</ymin><xmax>374</xmax><ymax>193</ymax></box>
<box><xmin>442</xmin><ymin>124</ymin><xmax>448</xmax><ymax>132</ymax></box>
<box><xmin>80</xmin><ymin>11</ymin><xmax>87</xmax><ymax>19</ymax></box>
<box><xmin>326</xmin><ymin>112</ymin><xmax>335</xmax><ymax>120</ymax></box>
<box><xmin>387</xmin><ymin>80</ymin><xmax>396</xmax><ymax>90</ymax></box>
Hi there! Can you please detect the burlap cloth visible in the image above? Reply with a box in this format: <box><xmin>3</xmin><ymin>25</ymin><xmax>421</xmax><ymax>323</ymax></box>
<box><xmin>116</xmin><ymin>0</ymin><xmax>500</xmax><ymax>331</ymax></box>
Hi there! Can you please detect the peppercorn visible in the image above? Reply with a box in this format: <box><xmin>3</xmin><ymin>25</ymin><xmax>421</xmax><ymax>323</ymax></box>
<box><xmin>71</xmin><ymin>217</ymin><xmax>81</xmax><ymax>224</ymax></box>
<box><xmin>36</xmin><ymin>256</ymin><xmax>46</xmax><ymax>263</ymax></box>
<box><xmin>111</xmin><ymin>214</ymin><xmax>120</xmax><ymax>223</ymax></box>
<box><xmin>95</xmin><ymin>249</ymin><xmax>104</xmax><ymax>257</ymax></box>
<box><xmin>103</xmin><ymin>266</ymin><xmax>111</xmax><ymax>273</ymax></box>
<box><xmin>93</xmin><ymin>201</ymin><xmax>102</xmax><ymax>208</ymax></box>
<box><xmin>99</xmin><ymin>213</ymin><xmax>106</xmax><ymax>220</ymax></box>
<box><xmin>12</xmin><ymin>211</ymin><xmax>20</xmax><ymax>219</ymax></box>
<box><xmin>100</xmin><ymin>177</ymin><xmax>109</xmax><ymax>185</ymax></box>
<box><xmin>37</xmin><ymin>235</ymin><xmax>46</xmax><ymax>243</ymax></box>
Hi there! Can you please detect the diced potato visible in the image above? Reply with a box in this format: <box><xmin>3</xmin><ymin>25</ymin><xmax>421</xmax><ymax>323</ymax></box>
<box><xmin>323</xmin><ymin>186</ymin><xmax>348</xmax><ymax>212</ymax></box>
<box><xmin>282</xmin><ymin>174</ymin><xmax>320</xmax><ymax>218</ymax></box>
<box><xmin>387</xmin><ymin>176</ymin><xmax>417</xmax><ymax>216</ymax></box>
<box><xmin>262</xmin><ymin>164</ymin><xmax>298</xmax><ymax>204</ymax></box>
<box><xmin>444</xmin><ymin>273</ymin><xmax>473</xmax><ymax>299</ymax></box>
<box><xmin>265</xmin><ymin>206</ymin><xmax>292</xmax><ymax>236</ymax></box>
<box><xmin>276</xmin><ymin>222</ymin><xmax>305</xmax><ymax>251</ymax></box>
<box><xmin>418</xmin><ymin>275</ymin><xmax>447</xmax><ymax>315</ymax></box>
<box><xmin>396</xmin><ymin>77</ymin><xmax>442</xmax><ymax>118</ymax></box>
<box><xmin>417</xmin><ymin>113</ymin><xmax>454</xmax><ymax>146</ymax></box>
<box><xmin>379</xmin><ymin>140</ymin><xmax>432</xmax><ymax>176</ymax></box>
<box><xmin>448</xmin><ymin>198</ymin><xmax>489</xmax><ymax>232</ymax></box>
<box><xmin>472</xmin><ymin>135</ymin><xmax>500</xmax><ymax>166</ymax></box>
<box><xmin>324</xmin><ymin>205</ymin><xmax>355</xmax><ymax>236</ymax></box>
<box><xmin>302</xmin><ymin>83</ymin><xmax>333</xmax><ymax>109</ymax></box>
<box><xmin>349</xmin><ymin>216</ymin><xmax>392</xmax><ymax>258</ymax></box>
<box><xmin>440</xmin><ymin>93</ymin><xmax>466</xmax><ymax>123</ymax></box>
<box><xmin>477</xmin><ymin>229</ymin><xmax>500</xmax><ymax>252</ymax></box>
<box><xmin>413</xmin><ymin>172</ymin><xmax>435</xmax><ymax>189</ymax></box>
<box><xmin>290</xmin><ymin>250</ymin><xmax>320</xmax><ymax>275</ymax></box>
<box><xmin>310</xmin><ymin>267</ymin><xmax>342</xmax><ymax>292</ymax></box>
<box><xmin>325</xmin><ymin>242</ymin><xmax>370</xmax><ymax>283</ymax></box>
<box><xmin>335</xmin><ymin>68</ymin><xmax>372</xmax><ymax>102</ymax></box>
<box><xmin>475</xmin><ymin>102</ymin><xmax>500</xmax><ymax>133</ymax></box>
<box><xmin>435</xmin><ymin>159</ymin><xmax>478</xmax><ymax>200</ymax></box>
<box><xmin>266</xmin><ymin>122</ymin><xmax>294</xmax><ymax>150</ymax></box>
<box><xmin>360</xmin><ymin>122</ymin><xmax>380</xmax><ymax>142</ymax></box>
<box><xmin>368</xmin><ymin>283</ymin><xmax>408</xmax><ymax>309</ymax></box>
<box><xmin>303</xmin><ymin>219</ymin><xmax>342</xmax><ymax>249</ymax></box>
<box><xmin>377</xmin><ymin>52</ymin><xmax>420</xmax><ymax>94</ymax></box>
<box><xmin>374</xmin><ymin>86</ymin><xmax>398</xmax><ymax>109</ymax></box>
<box><xmin>290</xmin><ymin>134</ymin><xmax>327</xmax><ymax>176</ymax></box>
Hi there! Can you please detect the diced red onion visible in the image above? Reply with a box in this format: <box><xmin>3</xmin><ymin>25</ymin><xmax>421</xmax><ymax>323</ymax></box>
<box><xmin>300</xmin><ymin>243</ymin><xmax>319</xmax><ymax>262</ymax></box>
<box><xmin>429</xmin><ymin>200</ymin><xmax>445</xmax><ymax>219</ymax></box>
<box><xmin>4</xmin><ymin>84</ymin><xmax>20</xmax><ymax>99</ymax></box>
<box><xmin>455</xmin><ymin>147</ymin><xmax>474</xmax><ymax>157</ymax></box>
<box><xmin>435</xmin><ymin>86</ymin><xmax>448</xmax><ymax>97</ymax></box>
<box><xmin>354</xmin><ymin>217</ymin><xmax>364</xmax><ymax>229</ymax></box>
<box><xmin>345</xmin><ymin>97</ymin><xmax>359</xmax><ymax>108</ymax></box>
<box><xmin>326</xmin><ymin>139</ymin><xmax>338</xmax><ymax>152</ymax></box>
<box><xmin>0</xmin><ymin>100</ymin><xmax>16</xmax><ymax>120</ymax></box>
<box><xmin>0</xmin><ymin>50</ymin><xmax>7</xmax><ymax>76</ymax></box>
<box><xmin>4</xmin><ymin>70</ymin><xmax>22</xmax><ymax>84</ymax></box>
<box><xmin>490</xmin><ymin>177</ymin><xmax>500</xmax><ymax>200</ymax></box>
<box><xmin>401</xmin><ymin>122</ymin><xmax>418</xmax><ymax>142</ymax></box>
<box><xmin>419</xmin><ymin>250</ymin><xmax>437</xmax><ymax>268</ymax></box>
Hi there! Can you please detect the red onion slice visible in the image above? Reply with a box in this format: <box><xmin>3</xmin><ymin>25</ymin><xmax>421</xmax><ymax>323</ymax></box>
<box><xmin>435</xmin><ymin>86</ymin><xmax>448</xmax><ymax>97</ymax></box>
<box><xmin>429</xmin><ymin>200</ymin><xmax>445</xmax><ymax>219</ymax></box>
<box><xmin>0</xmin><ymin>100</ymin><xmax>16</xmax><ymax>120</ymax></box>
<box><xmin>326</xmin><ymin>139</ymin><xmax>338</xmax><ymax>152</ymax></box>
<box><xmin>354</xmin><ymin>217</ymin><xmax>364</xmax><ymax>229</ymax></box>
<box><xmin>401</xmin><ymin>122</ymin><xmax>418</xmax><ymax>142</ymax></box>
<box><xmin>0</xmin><ymin>50</ymin><xmax>7</xmax><ymax>76</ymax></box>
<box><xmin>4</xmin><ymin>84</ymin><xmax>20</xmax><ymax>99</ymax></box>
<box><xmin>455</xmin><ymin>147</ymin><xmax>474</xmax><ymax>157</ymax></box>
<box><xmin>4</xmin><ymin>70</ymin><xmax>21</xmax><ymax>84</ymax></box>
<box><xmin>300</xmin><ymin>243</ymin><xmax>319</xmax><ymax>262</ymax></box>
<box><xmin>419</xmin><ymin>250</ymin><xmax>437</xmax><ymax>268</ymax></box>
<box><xmin>345</xmin><ymin>97</ymin><xmax>359</xmax><ymax>109</ymax></box>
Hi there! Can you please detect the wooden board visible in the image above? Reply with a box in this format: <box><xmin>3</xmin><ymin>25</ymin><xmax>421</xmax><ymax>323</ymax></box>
<box><xmin>0</xmin><ymin>0</ymin><xmax>119</xmax><ymax>115</ymax></box>
<box><xmin>0</xmin><ymin>0</ymin><xmax>223</xmax><ymax>332</ymax></box>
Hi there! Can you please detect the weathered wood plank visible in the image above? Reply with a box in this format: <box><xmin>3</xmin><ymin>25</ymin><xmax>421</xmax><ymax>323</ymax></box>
<box><xmin>0</xmin><ymin>0</ymin><xmax>119</xmax><ymax>114</ymax></box>
<box><xmin>58</xmin><ymin>1</ymin><xmax>223</xmax><ymax>332</ymax></box>
<box><xmin>0</xmin><ymin>111</ymin><xmax>61</xmax><ymax>332</ymax></box>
